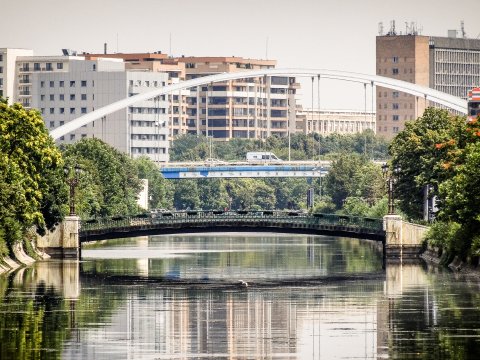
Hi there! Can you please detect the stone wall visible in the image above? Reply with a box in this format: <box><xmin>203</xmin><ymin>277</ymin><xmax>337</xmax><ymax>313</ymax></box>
<box><xmin>384</xmin><ymin>215</ymin><xmax>428</xmax><ymax>258</ymax></box>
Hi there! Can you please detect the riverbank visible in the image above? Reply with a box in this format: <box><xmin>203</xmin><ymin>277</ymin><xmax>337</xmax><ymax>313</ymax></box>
<box><xmin>421</xmin><ymin>247</ymin><xmax>480</xmax><ymax>279</ymax></box>
<box><xmin>0</xmin><ymin>238</ymin><xmax>50</xmax><ymax>275</ymax></box>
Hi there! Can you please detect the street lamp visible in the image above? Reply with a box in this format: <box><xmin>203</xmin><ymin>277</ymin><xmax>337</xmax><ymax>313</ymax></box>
<box><xmin>64</xmin><ymin>165</ymin><xmax>81</xmax><ymax>216</ymax></box>
<box><xmin>382</xmin><ymin>163</ymin><xmax>401</xmax><ymax>215</ymax></box>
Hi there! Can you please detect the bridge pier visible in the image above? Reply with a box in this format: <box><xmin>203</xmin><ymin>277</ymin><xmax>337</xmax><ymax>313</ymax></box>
<box><xmin>383</xmin><ymin>215</ymin><xmax>427</xmax><ymax>260</ymax></box>
<box><xmin>37</xmin><ymin>216</ymin><xmax>80</xmax><ymax>259</ymax></box>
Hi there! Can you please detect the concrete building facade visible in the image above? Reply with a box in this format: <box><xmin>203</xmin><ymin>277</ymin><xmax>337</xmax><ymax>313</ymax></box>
<box><xmin>376</xmin><ymin>32</ymin><xmax>480</xmax><ymax>139</ymax></box>
<box><xmin>298</xmin><ymin>109</ymin><xmax>376</xmax><ymax>135</ymax></box>
<box><xmin>175</xmin><ymin>56</ymin><xmax>299</xmax><ymax>140</ymax></box>
<box><xmin>0</xmin><ymin>48</ymin><xmax>34</xmax><ymax>104</ymax></box>
<box><xmin>16</xmin><ymin>54</ymin><xmax>170</xmax><ymax>162</ymax></box>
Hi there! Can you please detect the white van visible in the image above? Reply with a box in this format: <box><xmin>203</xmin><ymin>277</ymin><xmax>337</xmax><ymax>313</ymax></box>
<box><xmin>246</xmin><ymin>152</ymin><xmax>282</xmax><ymax>162</ymax></box>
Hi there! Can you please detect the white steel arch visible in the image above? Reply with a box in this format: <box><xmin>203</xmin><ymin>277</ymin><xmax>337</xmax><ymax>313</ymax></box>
<box><xmin>50</xmin><ymin>68</ymin><xmax>468</xmax><ymax>140</ymax></box>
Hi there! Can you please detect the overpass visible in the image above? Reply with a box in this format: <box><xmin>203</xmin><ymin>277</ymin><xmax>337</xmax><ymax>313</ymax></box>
<box><xmin>49</xmin><ymin>68</ymin><xmax>468</xmax><ymax>140</ymax></box>
<box><xmin>159</xmin><ymin>161</ymin><xmax>329</xmax><ymax>179</ymax></box>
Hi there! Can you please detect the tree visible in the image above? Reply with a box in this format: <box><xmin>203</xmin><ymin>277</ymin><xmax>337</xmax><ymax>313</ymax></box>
<box><xmin>324</xmin><ymin>154</ymin><xmax>368</xmax><ymax>209</ymax></box>
<box><xmin>134</xmin><ymin>156</ymin><xmax>173</xmax><ymax>210</ymax></box>
<box><xmin>62</xmin><ymin>138</ymin><xmax>142</xmax><ymax>217</ymax></box>
<box><xmin>0</xmin><ymin>99</ymin><xmax>65</xmax><ymax>253</ymax></box>
<box><xmin>173</xmin><ymin>180</ymin><xmax>200</xmax><ymax>209</ymax></box>
<box><xmin>389</xmin><ymin>108</ymin><xmax>465</xmax><ymax>220</ymax></box>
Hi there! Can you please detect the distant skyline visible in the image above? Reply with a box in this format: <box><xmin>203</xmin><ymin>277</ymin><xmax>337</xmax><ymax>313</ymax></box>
<box><xmin>3</xmin><ymin>0</ymin><xmax>479</xmax><ymax>109</ymax></box>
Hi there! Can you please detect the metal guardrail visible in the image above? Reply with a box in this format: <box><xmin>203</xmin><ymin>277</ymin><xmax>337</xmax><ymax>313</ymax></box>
<box><xmin>80</xmin><ymin>210</ymin><xmax>384</xmax><ymax>240</ymax></box>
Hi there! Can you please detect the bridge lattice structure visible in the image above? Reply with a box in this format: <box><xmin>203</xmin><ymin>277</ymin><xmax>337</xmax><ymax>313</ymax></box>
<box><xmin>80</xmin><ymin>210</ymin><xmax>385</xmax><ymax>243</ymax></box>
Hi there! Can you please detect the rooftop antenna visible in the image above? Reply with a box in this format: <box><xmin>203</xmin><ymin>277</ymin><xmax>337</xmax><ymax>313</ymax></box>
<box><xmin>378</xmin><ymin>22</ymin><xmax>384</xmax><ymax>36</ymax></box>
<box><xmin>461</xmin><ymin>21</ymin><xmax>467</xmax><ymax>38</ymax></box>
<box><xmin>387</xmin><ymin>20</ymin><xmax>397</xmax><ymax>36</ymax></box>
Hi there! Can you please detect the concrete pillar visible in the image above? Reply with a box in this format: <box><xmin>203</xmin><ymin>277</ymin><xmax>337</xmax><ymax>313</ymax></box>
<box><xmin>383</xmin><ymin>215</ymin><xmax>426</xmax><ymax>259</ymax></box>
<box><xmin>383</xmin><ymin>214</ymin><xmax>403</xmax><ymax>259</ymax></box>
<box><xmin>37</xmin><ymin>216</ymin><xmax>80</xmax><ymax>258</ymax></box>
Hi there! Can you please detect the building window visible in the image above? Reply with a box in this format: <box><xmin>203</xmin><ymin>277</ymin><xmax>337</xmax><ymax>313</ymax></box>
<box><xmin>57</xmin><ymin>63</ymin><xmax>63</xmax><ymax>69</ymax></box>
<box><xmin>81</xmin><ymin>134</ymin><xmax>87</xmax><ymax>138</ymax></box>
<box><xmin>40</xmin><ymin>95</ymin><xmax>45</xmax><ymax>101</ymax></box>
<box><xmin>392</xmin><ymin>68</ymin><xmax>399</xmax><ymax>75</ymax></box>
<box><xmin>41</xmin><ymin>108</ymin><xmax>45</xmax><ymax>114</ymax></box>
<box><xmin>393</xmin><ymin>56</ymin><xmax>399</xmax><ymax>63</ymax></box>
<box><xmin>59</xmin><ymin>81</ymin><xmax>64</xmax><ymax>87</ymax></box>
<box><xmin>393</xmin><ymin>127</ymin><xmax>399</xmax><ymax>133</ymax></box>
<box><xmin>34</xmin><ymin>63</ymin><xmax>40</xmax><ymax>71</ymax></box>
<box><xmin>70</xmin><ymin>81</ymin><xmax>75</xmax><ymax>87</ymax></box>
<box><xmin>81</xmin><ymin>107</ymin><xmax>87</xmax><ymax>114</ymax></box>
<box><xmin>392</xmin><ymin>103</ymin><xmax>399</xmax><ymax>110</ymax></box>
<box><xmin>81</xmin><ymin>94</ymin><xmax>87</xmax><ymax>100</ymax></box>
<box><xmin>49</xmin><ymin>121</ymin><xmax>54</xmax><ymax>128</ymax></box>
<box><xmin>1</xmin><ymin>66</ymin><xmax>5</xmax><ymax>73</ymax></box>
<box><xmin>49</xmin><ymin>81</ymin><xmax>54</xmax><ymax>87</ymax></box>
<box><xmin>60</xmin><ymin>94</ymin><xmax>64</xmax><ymax>101</ymax></box>
<box><xmin>392</xmin><ymin>91</ymin><xmax>399</xmax><ymax>98</ymax></box>
<box><xmin>70</xmin><ymin>108</ymin><xmax>75</xmax><ymax>114</ymax></box>
<box><xmin>70</xmin><ymin>134</ymin><xmax>75</xmax><ymax>141</ymax></box>
<box><xmin>70</xmin><ymin>94</ymin><xmax>75</xmax><ymax>100</ymax></box>
<box><xmin>393</xmin><ymin>115</ymin><xmax>399</xmax><ymax>121</ymax></box>
<box><xmin>40</xmin><ymin>81</ymin><xmax>45</xmax><ymax>88</ymax></box>
<box><xmin>49</xmin><ymin>108</ymin><xmax>54</xmax><ymax>114</ymax></box>
<box><xmin>59</xmin><ymin>121</ymin><xmax>64</xmax><ymax>126</ymax></box>
<box><xmin>46</xmin><ymin>63</ymin><xmax>53</xmax><ymax>71</ymax></box>
<box><xmin>0</xmin><ymin>54</ymin><xmax>2</xmax><ymax>61</ymax></box>
<box><xmin>81</xmin><ymin>80</ymin><xmax>87</xmax><ymax>87</ymax></box>
<box><xmin>93</xmin><ymin>64</ymin><xmax>96</xmax><ymax>71</ymax></box>
<box><xmin>50</xmin><ymin>94</ymin><xmax>54</xmax><ymax>101</ymax></box>
<box><xmin>60</xmin><ymin>108</ymin><xmax>65</xmax><ymax>114</ymax></box>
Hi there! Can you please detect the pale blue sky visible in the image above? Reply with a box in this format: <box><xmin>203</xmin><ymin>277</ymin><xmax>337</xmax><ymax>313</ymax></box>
<box><xmin>2</xmin><ymin>0</ymin><xmax>479</xmax><ymax>109</ymax></box>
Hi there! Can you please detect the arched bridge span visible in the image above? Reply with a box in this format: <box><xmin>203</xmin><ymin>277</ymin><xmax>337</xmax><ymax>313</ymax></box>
<box><xmin>79</xmin><ymin>210</ymin><xmax>385</xmax><ymax>243</ymax></box>
<box><xmin>50</xmin><ymin>68</ymin><xmax>468</xmax><ymax>140</ymax></box>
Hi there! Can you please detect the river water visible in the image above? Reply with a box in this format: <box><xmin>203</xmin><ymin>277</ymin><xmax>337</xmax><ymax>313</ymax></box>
<box><xmin>1</xmin><ymin>233</ymin><xmax>479</xmax><ymax>359</ymax></box>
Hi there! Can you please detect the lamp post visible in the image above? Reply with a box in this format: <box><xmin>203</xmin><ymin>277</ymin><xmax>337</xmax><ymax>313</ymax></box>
<box><xmin>382</xmin><ymin>163</ymin><xmax>401</xmax><ymax>215</ymax></box>
<box><xmin>64</xmin><ymin>165</ymin><xmax>81</xmax><ymax>216</ymax></box>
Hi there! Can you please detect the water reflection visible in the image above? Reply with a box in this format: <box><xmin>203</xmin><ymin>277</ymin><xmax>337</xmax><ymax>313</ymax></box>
<box><xmin>0</xmin><ymin>234</ymin><xmax>479</xmax><ymax>359</ymax></box>
<box><xmin>81</xmin><ymin>233</ymin><xmax>384</xmax><ymax>281</ymax></box>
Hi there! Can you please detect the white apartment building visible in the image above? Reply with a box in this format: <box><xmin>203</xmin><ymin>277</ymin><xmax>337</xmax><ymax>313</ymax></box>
<box><xmin>15</xmin><ymin>54</ymin><xmax>170</xmax><ymax>162</ymax></box>
<box><xmin>0</xmin><ymin>48</ymin><xmax>34</xmax><ymax>103</ymax></box>
<box><xmin>298</xmin><ymin>109</ymin><xmax>376</xmax><ymax>135</ymax></box>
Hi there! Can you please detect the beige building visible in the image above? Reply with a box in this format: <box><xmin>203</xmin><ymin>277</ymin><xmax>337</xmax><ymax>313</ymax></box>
<box><xmin>376</xmin><ymin>30</ymin><xmax>480</xmax><ymax>139</ymax></box>
<box><xmin>298</xmin><ymin>109</ymin><xmax>376</xmax><ymax>135</ymax></box>
<box><xmin>174</xmin><ymin>56</ymin><xmax>300</xmax><ymax>140</ymax></box>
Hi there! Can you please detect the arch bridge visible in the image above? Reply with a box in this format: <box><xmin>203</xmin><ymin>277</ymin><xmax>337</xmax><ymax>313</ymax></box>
<box><xmin>50</xmin><ymin>68</ymin><xmax>468</xmax><ymax>140</ymax></box>
<box><xmin>80</xmin><ymin>210</ymin><xmax>384</xmax><ymax>243</ymax></box>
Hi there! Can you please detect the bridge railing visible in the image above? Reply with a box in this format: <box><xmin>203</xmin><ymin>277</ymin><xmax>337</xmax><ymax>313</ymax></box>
<box><xmin>80</xmin><ymin>210</ymin><xmax>383</xmax><ymax>233</ymax></box>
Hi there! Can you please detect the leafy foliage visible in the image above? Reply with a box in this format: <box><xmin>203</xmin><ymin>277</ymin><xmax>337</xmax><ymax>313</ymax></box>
<box><xmin>0</xmin><ymin>99</ymin><xmax>66</xmax><ymax>254</ymax></box>
<box><xmin>61</xmin><ymin>138</ymin><xmax>143</xmax><ymax>218</ymax></box>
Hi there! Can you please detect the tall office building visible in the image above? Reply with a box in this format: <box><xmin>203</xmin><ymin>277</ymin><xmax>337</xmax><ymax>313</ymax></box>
<box><xmin>15</xmin><ymin>54</ymin><xmax>170</xmax><ymax>162</ymax></box>
<box><xmin>376</xmin><ymin>26</ymin><xmax>480</xmax><ymax>139</ymax></box>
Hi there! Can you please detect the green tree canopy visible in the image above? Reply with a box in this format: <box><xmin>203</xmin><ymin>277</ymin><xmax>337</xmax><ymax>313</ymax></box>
<box><xmin>0</xmin><ymin>99</ymin><xmax>66</xmax><ymax>254</ymax></box>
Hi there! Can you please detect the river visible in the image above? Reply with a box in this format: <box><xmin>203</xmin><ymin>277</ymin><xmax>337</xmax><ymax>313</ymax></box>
<box><xmin>1</xmin><ymin>233</ymin><xmax>479</xmax><ymax>359</ymax></box>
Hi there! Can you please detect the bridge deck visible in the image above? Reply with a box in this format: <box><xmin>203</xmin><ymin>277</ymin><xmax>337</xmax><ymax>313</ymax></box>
<box><xmin>80</xmin><ymin>211</ymin><xmax>385</xmax><ymax>242</ymax></box>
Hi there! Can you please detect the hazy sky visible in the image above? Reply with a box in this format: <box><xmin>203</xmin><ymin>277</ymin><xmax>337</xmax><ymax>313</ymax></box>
<box><xmin>2</xmin><ymin>0</ymin><xmax>480</xmax><ymax>109</ymax></box>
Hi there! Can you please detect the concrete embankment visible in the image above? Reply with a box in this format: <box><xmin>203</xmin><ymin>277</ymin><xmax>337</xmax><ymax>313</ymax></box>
<box><xmin>0</xmin><ymin>239</ymin><xmax>50</xmax><ymax>275</ymax></box>
<box><xmin>421</xmin><ymin>247</ymin><xmax>480</xmax><ymax>279</ymax></box>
